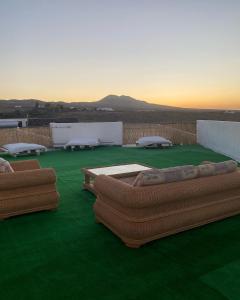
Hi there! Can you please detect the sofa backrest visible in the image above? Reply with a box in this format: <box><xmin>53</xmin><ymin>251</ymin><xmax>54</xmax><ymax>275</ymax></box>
<box><xmin>10</xmin><ymin>160</ymin><xmax>41</xmax><ymax>171</ymax></box>
<box><xmin>133</xmin><ymin>160</ymin><xmax>238</xmax><ymax>187</ymax></box>
<box><xmin>94</xmin><ymin>170</ymin><xmax>240</xmax><ymax>210</ymax></box>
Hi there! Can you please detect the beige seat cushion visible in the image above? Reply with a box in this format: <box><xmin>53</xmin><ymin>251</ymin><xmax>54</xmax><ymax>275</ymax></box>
<box><xmin>0</xmin><ymin>158</ymin><xmax>14</xmax><ymax>173</ymax></box>
<box><xmin>133</xmin><ymin>165</ymin><xmax>198</xmax><ymax>186</ymax></box>
<box><xmin>198</xmin><ymin>160</ymin><xmax>237</xmax><ymax>177</ymax></box>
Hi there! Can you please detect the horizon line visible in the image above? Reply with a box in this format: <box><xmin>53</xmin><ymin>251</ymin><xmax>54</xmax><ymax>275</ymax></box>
<box><xmin>1</xmin><ymin>95</ymin><xmax>240</xmax><ymax>110</ymax></box>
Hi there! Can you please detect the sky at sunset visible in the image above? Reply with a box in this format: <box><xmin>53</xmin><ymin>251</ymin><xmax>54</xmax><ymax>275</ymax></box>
<box><xmin>0</xmin><ymin>0</ymin><xmax>240</xmax><ymax>109</ymax></box>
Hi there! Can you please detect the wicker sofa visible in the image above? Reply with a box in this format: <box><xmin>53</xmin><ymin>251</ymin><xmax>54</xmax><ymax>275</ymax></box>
<box><xmin>94</xmin><ymin>164</ymin><xmax>240</xmax><ymax>248</ymax></box>
<box><xmin>0</xmin><ymin>159</ymin><xmax>59</xmax><ymax>220</ymax></box>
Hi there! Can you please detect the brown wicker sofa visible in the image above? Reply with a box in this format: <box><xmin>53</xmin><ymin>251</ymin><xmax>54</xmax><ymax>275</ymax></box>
<box><xmin>94</xmin><ymin>163</ymin><xmax>240</xmax><ymax>248</ymax></box>
<box><xmin>0</xmin><ymin>159</ymin><xmax>59</xmax><ymax>220</ymax></box>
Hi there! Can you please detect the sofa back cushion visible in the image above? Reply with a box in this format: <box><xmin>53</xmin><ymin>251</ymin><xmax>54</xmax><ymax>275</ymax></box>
<box><xmin>0</xmin><ymin>158</ymin><xmax>14</xmax><ymax>174</ymax></box>
<box><xmin>133</xmin><ymin>165</ymin><xmax>198</xmax><ymax>186</ymax></box>
<box><xmin>198</xmin><ymin>160</ymin><xmax>238</xmax><ymax>177</ymax></box>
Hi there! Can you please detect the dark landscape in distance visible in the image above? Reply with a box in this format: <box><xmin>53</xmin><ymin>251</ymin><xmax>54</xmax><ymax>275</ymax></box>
<box><xmin>0</xmin><ymin>95</ymin><xmax>239</xmax><ymax>126</ymax></box>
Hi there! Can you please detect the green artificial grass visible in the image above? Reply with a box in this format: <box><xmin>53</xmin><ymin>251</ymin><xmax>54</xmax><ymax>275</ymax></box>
<box><xmin>0</xmin><ymin>145</ymin><xmax>240</xmax><ymax>300</ymax></box>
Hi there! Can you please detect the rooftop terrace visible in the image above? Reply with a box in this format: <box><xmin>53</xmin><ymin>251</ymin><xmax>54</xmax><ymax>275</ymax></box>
<box><xmin>1</xmin><ymin>145</ymin><xmax>240</xmax><ymax>299</ymax></box>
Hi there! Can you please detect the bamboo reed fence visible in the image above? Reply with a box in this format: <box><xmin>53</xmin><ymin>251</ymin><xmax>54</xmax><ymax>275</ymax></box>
<box><xmin>163</xmin><ymin>122</ymin><xmax>196</xmax><ymax>134</ymax></box>
<box><xmin>0</xmin><ymin>123</ymin><xmax>196</xmax><ymax>147</ymax></box>
<box><xmin>0</xmin><ymin>127</ymin><xmax>52</xmax><ymax>147</ymax></box>
<box><xmin>123</xmin><ymin>123</ymin><xmax>196</xmax><ymax>145</ymax></box>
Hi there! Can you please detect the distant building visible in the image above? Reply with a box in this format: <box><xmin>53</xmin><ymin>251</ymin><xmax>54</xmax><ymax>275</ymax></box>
<box><xmin>224</xmin><ymin>110</ymin><xmax>235</xmax><ymax>114</ymax></box>
<box><xmin>0</xmin><ymin>118</ymin><xmax>28</xmax><ymax>128</ymax></box>
<box><xmin>96</xmin><ymin>107</ymin><xmax>114</xmax><ymax>111</ymax></box>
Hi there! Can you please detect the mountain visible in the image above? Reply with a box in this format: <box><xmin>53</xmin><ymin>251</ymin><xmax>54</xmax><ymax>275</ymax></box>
<box><xmin>0</xmin><ymin>95</ymin><xmax>183</xmax><ymax>112</ymax></box>
<box><xmin>93</xmin><ymin>95</ymin><xmax>180</xmax><ymax>111</ymax></box>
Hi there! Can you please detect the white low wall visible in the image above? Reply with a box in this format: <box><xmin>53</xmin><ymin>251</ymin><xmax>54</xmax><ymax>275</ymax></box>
<box><xmin>50</xmin><ymin>122</ymin><xmax>123</xmax><ymax>147</ymax></box>
<box><xmin>197</xmin><ymin>120</ymin><xmax>240</xmax><ymax>162</ymax></box>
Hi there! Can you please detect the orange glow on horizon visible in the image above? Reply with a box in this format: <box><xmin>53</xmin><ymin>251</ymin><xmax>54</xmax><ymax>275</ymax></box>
<box><xmin>1</xmin><ymin>93</ymin><xmax>239</xmax><ymax>110</ymax></box>
<box><xmin>148</xmin><ymin>97</ymin><xmax>240</xmax><ymax>110</ymax></box>
<box><xmin>1</xmin><ymin>80</ymin><xmax>240</xmax><ymax>110</ymax></box>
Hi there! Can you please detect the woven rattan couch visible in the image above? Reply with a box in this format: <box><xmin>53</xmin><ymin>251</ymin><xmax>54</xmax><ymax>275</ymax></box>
<box><xmin>0</xmin><ymin>159</ymin><xmax>59</xmax><ymax>220</ymax></box>
<box><xmin>94</xmin><ymin>166</ymin><xmax>240</xmax><ymax>248</ymax></box>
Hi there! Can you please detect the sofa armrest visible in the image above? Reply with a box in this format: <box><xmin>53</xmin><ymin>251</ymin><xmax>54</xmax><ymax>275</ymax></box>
<box><xmin>94</xmin><ymin>175</ymin><xmax>134</xmax><ymax>204</ymax></box>
<box><xmin>10</xmin><ymin>159</ymin><xmax>41</xmax><ymax>171</ymax></box>
<box><xmin>0</xmin><ymin>168</ymin><xmax>56</xmax><ymax>191</ymax></box>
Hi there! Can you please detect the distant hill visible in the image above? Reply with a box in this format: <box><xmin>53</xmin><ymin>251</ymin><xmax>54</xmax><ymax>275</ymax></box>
<box><xmin>92</xmin><ymin>95</ymin><xmax>181</xmax><ymax>111</ymax></box>
<box><xmin>1</xmin><ymin>96</ymin><xmax>240</xmax><ymax>124</ymax></box>
<box><xmin>0</xmin><ymin>95</ymin><xmax>183</xmax><ymax>112</ymax></box>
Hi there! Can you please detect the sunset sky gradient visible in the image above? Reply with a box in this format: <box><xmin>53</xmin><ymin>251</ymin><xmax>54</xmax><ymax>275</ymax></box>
<box><xmin>0</xmin><ymin>0</ymin><xmax>240</xmax><ymax>109</ymax></box>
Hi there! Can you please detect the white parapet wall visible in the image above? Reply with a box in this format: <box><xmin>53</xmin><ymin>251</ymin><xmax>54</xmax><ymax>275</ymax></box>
<box><xmin>50</xmin><ymin>122</ymin><xmax>123</xmax><ymax>147</ymax></box>
<box><xmin>197</xmin><ymin>120</ymin><xmax>240</xmax><ymax>162</ymax></box>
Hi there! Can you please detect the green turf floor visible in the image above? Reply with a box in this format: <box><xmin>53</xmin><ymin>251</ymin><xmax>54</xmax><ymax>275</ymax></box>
<box><xmin>1</xmin><ymin>145</ymin><xmax>240</xmax><ymax>300</ymax></box>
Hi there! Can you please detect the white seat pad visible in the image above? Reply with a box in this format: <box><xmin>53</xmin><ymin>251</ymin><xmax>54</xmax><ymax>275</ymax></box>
<box><xmin>2</xmin><ymin>143</ymin><xmax>47</xmax><ymax>155</ymax></box>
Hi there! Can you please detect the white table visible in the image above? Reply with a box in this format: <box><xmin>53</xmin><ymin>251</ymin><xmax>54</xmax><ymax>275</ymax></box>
<box><xmin>82</xmin><ymin>164</ymin><xmax>151</xmax><ymax>194</ymax></box>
